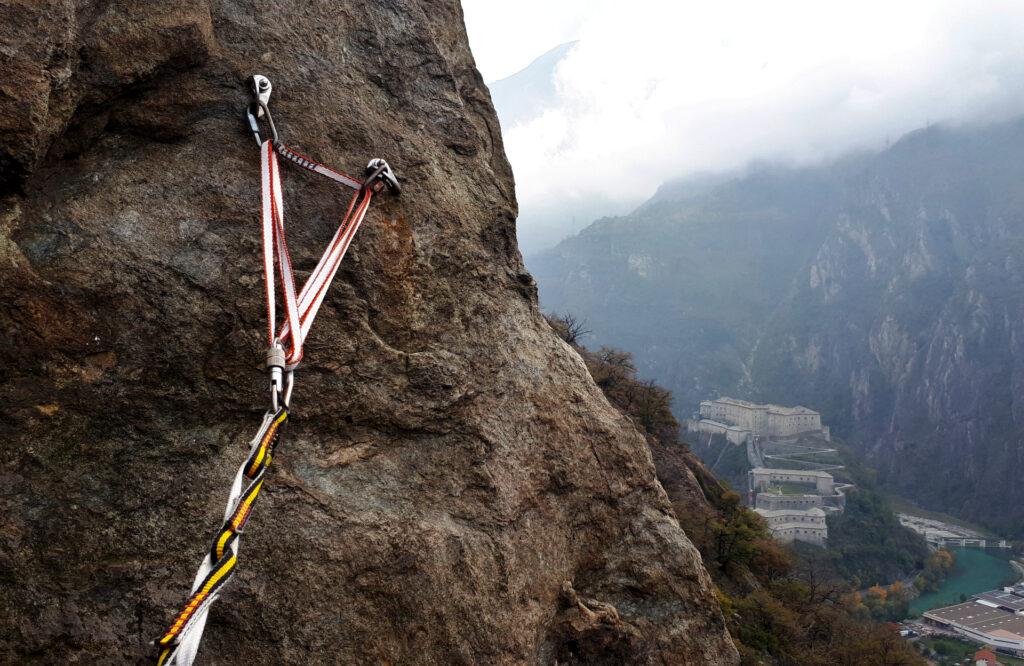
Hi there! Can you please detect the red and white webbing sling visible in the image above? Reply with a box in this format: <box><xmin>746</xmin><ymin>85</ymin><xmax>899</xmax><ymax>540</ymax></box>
<box><xmin>153</xmin><ymin>75</ymin><xmax>398</xmax><ymax>666</ymax></box>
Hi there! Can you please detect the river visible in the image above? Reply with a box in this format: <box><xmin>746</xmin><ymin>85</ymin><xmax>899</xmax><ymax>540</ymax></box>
<box><xmin>910</xmin><ymin>548</ymin><xmax>1018</xmax><ymax>615</ymax></box>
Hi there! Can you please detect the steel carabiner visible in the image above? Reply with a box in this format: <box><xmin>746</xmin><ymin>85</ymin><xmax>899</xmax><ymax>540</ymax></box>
<box><xmin>266</xmin><ymin>345</ymin><xmax>294</xmax><ymax>411</ymax></box>
<box><xmin>364</xmin><ymin>158</ymin><xmax>400</xmax><ymax>194</ymax></box>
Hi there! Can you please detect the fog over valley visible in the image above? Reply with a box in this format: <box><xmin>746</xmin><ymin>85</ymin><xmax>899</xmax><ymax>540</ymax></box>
<box><xmin>464</xmin><ymin>0</ymin><xmax>1024</xmax><ymax>253</ymax></box>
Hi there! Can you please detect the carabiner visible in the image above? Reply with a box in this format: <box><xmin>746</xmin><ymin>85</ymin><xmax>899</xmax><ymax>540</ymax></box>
<box><xmin>270</xmin><ymin>369</ymin><xmax>294</xmax><ymax>412</ymax></box>
<box><xmin>363</xmin><ymin>158</ymin><xmax>400</xmax><ymax>194</ymax></box>
<box><xmin>266</xmin><ymin>345</ymin><xmax>293</xmax><ymax>411</ymax></box>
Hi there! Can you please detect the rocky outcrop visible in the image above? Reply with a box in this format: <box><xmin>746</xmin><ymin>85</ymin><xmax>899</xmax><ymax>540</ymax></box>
<box><xmin>0</xmin><ymin>1</ymin><xmax>737</xmax><ymax>663</ymax></box>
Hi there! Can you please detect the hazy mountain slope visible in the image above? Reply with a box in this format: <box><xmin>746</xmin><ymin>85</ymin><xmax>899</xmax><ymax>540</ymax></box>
<box><xmin>488</xmin><ymin>40</ymin><xmax>576</xmax><ymax>129</ymax></box>
<box><xmin>531</xmin><ymin>118</ymin><xmax>1024</xmax><ymax>537</ymax></box>
<box><xmin>486</xmin><ymin>40</ymin><xmax>639</xmax><ymax>254</ymax></box>
<box><xmin>545</xmin><ymin>314</ymin><xmax>924</xmax><ymax>665</ymax></box>
<box><xmin>531</xmin><ymin>163</ymin><xmax>851</xmax><ymax>408</ymax></box>
<box><xmin>751</xmin><ymin>120</ymin><xmax>1024</xmax><ymax>537</ymax></box>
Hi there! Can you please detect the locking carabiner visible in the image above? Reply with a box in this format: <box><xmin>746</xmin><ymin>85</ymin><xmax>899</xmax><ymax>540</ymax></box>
<box><xmin>266</xmin><ymin>345</ymin><xmax>294</xmax><ymax>411</ymax></box>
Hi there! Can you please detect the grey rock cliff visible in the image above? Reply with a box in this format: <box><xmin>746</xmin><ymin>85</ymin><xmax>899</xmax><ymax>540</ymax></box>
<box><xmin>0</xmin><ymin>1</ymin><xmax>737</xmax><ymax>663</ymax></box>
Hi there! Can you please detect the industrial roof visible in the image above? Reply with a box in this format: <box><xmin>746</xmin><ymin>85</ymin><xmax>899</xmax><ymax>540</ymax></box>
<box><xmin>976</xmin><ymin>589</ymin><xmax>1024</xmax><ymax>612</ymax></box>
<box><xmin>925</xmin><ymin>600</ymin><xmax>1024</xmax><ymax>642</ymax></box>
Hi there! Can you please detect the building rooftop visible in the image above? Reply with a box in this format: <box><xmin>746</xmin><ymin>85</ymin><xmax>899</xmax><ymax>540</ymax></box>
<box><xmin>755</xmin><ymin>507</ymin><xmax>825</xmax><ymax>518</ymax></box>
<box><xmin>925</xmin><ymin>600</ymin><xmax>1024</xmax><ymax>641</ymax></box>
<box><xmin>974</xmin><ymin>648</ymin><xmax>999</xmax><ymax>664</ymax></box>
<box><xmin>705</xmin><ymin>397</ymin><xmax>819</xmax><ymax>416</ymax></box>
<box><xmin>710</xmin><ymin>397</ymin><xmax>765</xmax><ymax>409</ymax></box>
<box><xmin>976</xmin><ymin>589</ymin><xmax>1024</xmax><ymax>612</ymax></box>
<box><xmin>750</xmin><ymin>467</ymin><xmax>834</xmax><ymax>479</ymax></box>
<box><xmin>766</xmin><ymin>405</ymin><xmax>818</xmax><ymax>416</ymax></box>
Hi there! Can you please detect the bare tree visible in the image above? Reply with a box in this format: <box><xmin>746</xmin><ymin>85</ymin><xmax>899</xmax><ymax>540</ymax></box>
<box><xmin>545</xmin><ymin>312</ymin><xmax>591</xmax><ymax>346</ymax></box>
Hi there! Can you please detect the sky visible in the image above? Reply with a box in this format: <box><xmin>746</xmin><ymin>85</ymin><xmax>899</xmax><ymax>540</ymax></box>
<box><xmin>460</xmin><ymin>1</ymin><xmax>1024</xmax><ymax>253</ymax></box>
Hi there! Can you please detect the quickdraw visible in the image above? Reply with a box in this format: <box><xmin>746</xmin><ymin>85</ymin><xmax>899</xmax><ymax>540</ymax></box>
<box><xmin>153</xmin><ymin>74</ymin><xmax>399</xmax><ymax>666</ymax></box>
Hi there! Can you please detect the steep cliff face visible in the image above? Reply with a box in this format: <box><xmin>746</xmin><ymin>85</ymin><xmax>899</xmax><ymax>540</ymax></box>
<box><xmin>532</xmin><ymin>118</ymin><xmax>1024</xmax><ymax>538</ymax></box>
<box><xmin>0</xmin><ymin>2</ymin><xmax>737</xmax><ymax>663</ymax></box>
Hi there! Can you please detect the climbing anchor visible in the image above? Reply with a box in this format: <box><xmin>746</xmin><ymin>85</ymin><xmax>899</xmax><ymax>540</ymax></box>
<box><xmin>153</xmin><ymin>74</ymin><xmax>399</xmax><ymax>666</ymax></box>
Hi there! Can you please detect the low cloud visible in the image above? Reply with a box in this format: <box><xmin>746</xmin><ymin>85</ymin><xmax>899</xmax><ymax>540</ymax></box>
<box><xmin>464</xmin><ymin>1</ymin><xmax>1024</xmax><ymax>251</ymax></box>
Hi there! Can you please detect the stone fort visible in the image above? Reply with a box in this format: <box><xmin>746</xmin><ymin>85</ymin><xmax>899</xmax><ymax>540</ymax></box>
<box><xmin>691</xmin><ymin>397</ymin><xmax>829</xmax><ymax>444</ymax></box>
<box><xmin>754</xmin><ymin>507</ymin><xmax>827</xmax><ymax>546</ymax></box>
<box><xmin>748</xmin><ymin>468</ymin><xmax>848</xmax><ymax>547</ymax></box>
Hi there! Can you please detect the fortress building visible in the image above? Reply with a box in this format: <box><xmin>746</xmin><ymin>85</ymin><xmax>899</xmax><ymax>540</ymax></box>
<box><xmin>690</xmin><ymin>418</ymin><xmax>751</xmax><ymax>445</ymax></box>
<box><xmin>688</xmin><ymin>397</ymin><xmax>830</xmax><ymax>444</ymax></box>
<box><xmin>755</xmin><ymin>491</ymin><xmax>846</xmax><ymax>513</ymax></box>
<box><xmin>753</xmin><ymin>507</ymin><xmax>827</xmax><ymax>546</ymax></box>
<box><xmin>697</xmin><ymin>397</ymin><xmax>826</xmax><ymax>440</ymax></box>
<box><xmin>749</xmin><ymin>467</ymin><xmax>848</xmax><ymax>546</ymax></box>
<box><xmin>688</xmin><ymin>396</ymin><xmax>842</xmax><ymax>547</ymax></box>
<box><xmin>749</xmin><ymin>468</ymin><xmax>834</xmax><ymax>495</ymax></box>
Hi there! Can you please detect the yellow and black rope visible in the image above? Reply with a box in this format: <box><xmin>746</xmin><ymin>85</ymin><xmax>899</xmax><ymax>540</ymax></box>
<box><xmin>155</xmin><ymin>408</ymin><xmax>288</xmax><ymax>664</ymax></box>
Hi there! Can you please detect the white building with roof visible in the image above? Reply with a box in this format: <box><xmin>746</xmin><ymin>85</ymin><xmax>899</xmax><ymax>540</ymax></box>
<box><xmin>749</xmin><ymin>467</ymin><xmax>835</xmax><ymax>495</ymax></box>
<box><xmin>696</xmin><ymin>397</ymin><xmax>828</xmax><ymax>440</ymax></box>
<box><xmin>753</xmin><ymin>507</ymin><xmax>827</xmax><ymax>546</ymax></box>
<box><xmin>924</xmin><ymin>593</ymin><xmax>1024</xmax><ymax>657</ymax></box>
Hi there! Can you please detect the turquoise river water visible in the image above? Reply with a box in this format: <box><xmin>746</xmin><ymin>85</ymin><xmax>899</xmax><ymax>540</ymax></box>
<box><xmin>910</xmin><ymin>547</ymin><xmax>1018</xmax><ymax>615</ymax></box>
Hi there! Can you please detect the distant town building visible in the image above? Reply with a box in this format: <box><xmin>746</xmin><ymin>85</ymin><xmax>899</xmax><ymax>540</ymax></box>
<box><xmin>690</xmin><ymin>397</ymin><xmax>829</xmax><ymax>444</ymax></box>
<box><xmin>924</xmin><ymin>585</ymin><xmax>1024</xmax><ymax>657</ymax></box>
<box><xmin>975</xmin><ymin>648</ymin><xmax>1003</xmax><ymax>666</ymax></box>
<box><xmin>898</xmin><ymin>514</ymin><xmax>1010</xmax><ymax>549</ymax></box>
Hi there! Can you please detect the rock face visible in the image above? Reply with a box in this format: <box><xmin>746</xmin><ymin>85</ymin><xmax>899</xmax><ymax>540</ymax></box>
<box><xmin>0</xmin><ymin>1</ymin><xmax>738</xmax><ymax>663</ymax></box>
<box><xmin>532</xmin><ymin>119</ymin><xmax>1024</xmax><ymax>538</ymax></box>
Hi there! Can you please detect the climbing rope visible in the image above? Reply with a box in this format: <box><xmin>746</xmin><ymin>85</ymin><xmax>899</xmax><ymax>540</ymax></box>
<box><xmin>153</xmin><ymin>74</ymin><xmax>398</xmax><ymax>666</ymax></box>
